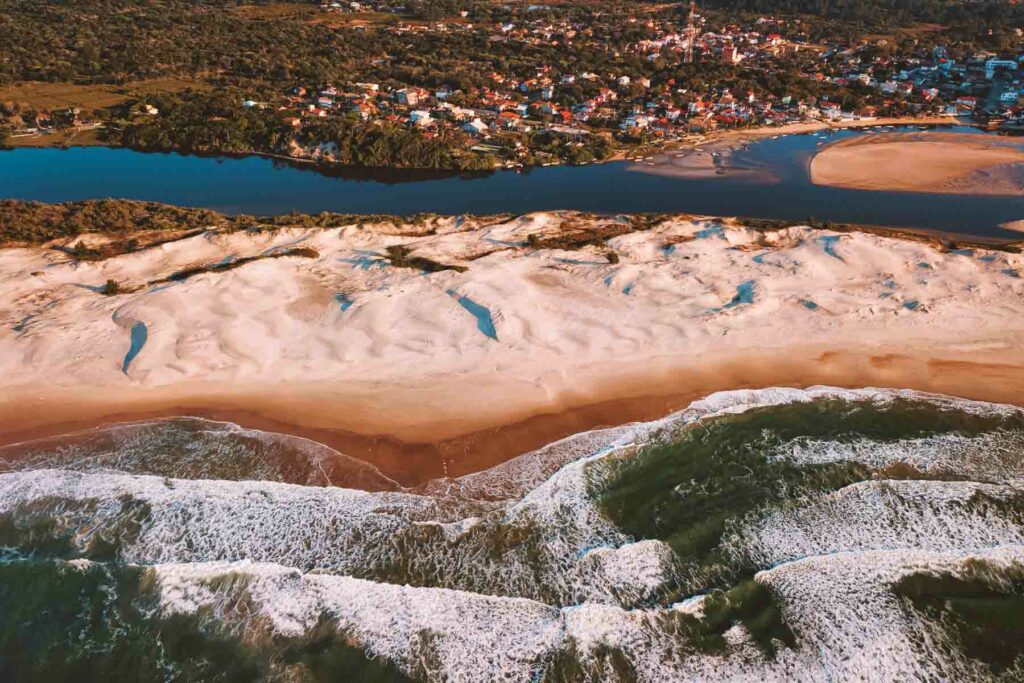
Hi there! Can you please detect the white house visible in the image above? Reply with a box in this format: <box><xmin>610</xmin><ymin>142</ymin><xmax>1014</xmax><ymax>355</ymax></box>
<box><xmin>409</xmin><ymin>110</ymin><xmax>433</xmax><ymax>126</ymax></box>
<box><xmin>462</xmin><ymin>118</ymin><xmax>489</xmax><ymax>135</ymax></box>
<box><xmin>986</xmin><ymin>59</ymin><xmax>1018</xmax><ymax>79</ymax></box>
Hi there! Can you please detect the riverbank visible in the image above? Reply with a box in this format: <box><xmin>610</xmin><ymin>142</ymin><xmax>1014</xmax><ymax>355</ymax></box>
<box><xmin>811</xmin><ymin>131</ymin><xmax>1024</xmax><ymax>195</ymax></box>
<box><xmin>2</xmin><ymin>211</ymin><xmax>1024</xmax><ymax>484</ymax></box>
<box><xmin>628</xmin><ymin>115</ymin><xmax>964</xmax><ymax>182</ymax></box>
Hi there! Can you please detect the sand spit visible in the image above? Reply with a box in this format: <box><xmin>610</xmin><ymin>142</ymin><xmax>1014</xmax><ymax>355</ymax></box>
<box><xmin>2</xmin><ymin>212</ymin><xmax>1024</xmax><ymax>483</ymax></box>
<box><xmin>629</xmin><ymin>116</ymin><xmax>958</xmax><ymax>182</ymax></box>
<box><xmin>810</xmin><ymin>132</ymin><xmax>1024</xmax><ymax>195</ymax></box>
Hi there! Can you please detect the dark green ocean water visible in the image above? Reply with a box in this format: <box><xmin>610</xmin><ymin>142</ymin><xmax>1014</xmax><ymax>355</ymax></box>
<box><xmin>1</xmin><ymin>388</ymin><xmax>1023</xmax><ymax>681</ymax></box>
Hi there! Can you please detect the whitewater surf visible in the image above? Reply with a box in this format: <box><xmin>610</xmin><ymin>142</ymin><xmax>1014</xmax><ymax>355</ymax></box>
<box><xmin>2</xmin><ymin>386</ymin><xmax>1023</xmax><ymax>681</ymax></box>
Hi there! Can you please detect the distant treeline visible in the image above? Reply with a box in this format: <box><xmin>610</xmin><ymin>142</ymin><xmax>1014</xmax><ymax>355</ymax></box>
<box><xmin>3</xmin><ymin>0</ymin><xmax>1020</xmax><ymax>90</ymax></box>
<box><xmin>0</xmin><ymin>0</ymin><xmax>632</xmax><ymax>88</ymax></box>
<box><xmin>707</xmin><ymin>0</ymin><xmax>1024</xmax><ymax>48</ymax></box>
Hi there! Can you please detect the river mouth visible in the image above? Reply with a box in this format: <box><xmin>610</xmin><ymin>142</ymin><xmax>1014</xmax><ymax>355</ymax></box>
<box><xmin>3</xmin><ymin>125</ymin><xmax>1024</xmax><ymax>239</ymax></box>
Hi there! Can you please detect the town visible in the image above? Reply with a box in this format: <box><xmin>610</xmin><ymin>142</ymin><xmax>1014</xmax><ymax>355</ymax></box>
<box><xmin>3</xmin><ymin>0</ymin><xmax>1024</xmax><ymax>170</ymax></box>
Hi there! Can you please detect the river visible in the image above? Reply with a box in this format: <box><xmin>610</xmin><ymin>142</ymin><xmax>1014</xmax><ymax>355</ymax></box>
<box><xmin>2</xmin><ymin>125</ymin><xmax>1023</xmax><ymax>240</ymax></box>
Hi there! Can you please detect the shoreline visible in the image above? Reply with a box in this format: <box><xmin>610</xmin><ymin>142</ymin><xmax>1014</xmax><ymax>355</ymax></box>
<box><xmin>624</xmin><ymin>116</ymin><xmax>968</xmax><ymax>183</ymax></box>
<box><xmin>619</xmin><ymin>114</ymin><xmax>965</xmax><ymax>162</ymax></box>
<box><xmin>809</xmin><ymin>131</ymin><xmax>1024</xmax><ymax>196</ymax></box>
<box><xmin>4</xmin><ymin>346</ymin><xmax>1024</xmax><ymax>486</ymax></box>
<box><xmin>6</xmin><ymin>114</ymin><xmax>964</xmax><ymax>172</ymax></box>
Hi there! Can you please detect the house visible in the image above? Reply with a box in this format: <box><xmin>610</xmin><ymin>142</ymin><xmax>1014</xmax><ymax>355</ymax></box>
<box><xmin>395</xmin><ymin>88</ymin><xmax>425</xmax><ymax>106</ymax></box>
<box><xmin>956</xmin><ymin>96</ymin><xmax>979</xmax><ymax>113</ymax></box>
<box><xmin>821</xmin><ymin>105</ymin><xmax>842</xmax><ymax>120</ymax></box>
<box><xmin>462</xmin><ymin>118</ymin><xmax>489</xmax><ymax>135</ymax></box>
<box><xmin>985</xmin><ymin>59</ymin><xmax>1018</xmax><ymax>79</ymax></box>
<box><xmin>497</xmin><ymin>111</ymin><xmax>522</xmax><ymax>129</ymax></box>
<box><xmin>409</xmin><ymin>110</ymin><xmax>433</xmax><ymax>126</ymax></box>
<box><xmin>348</xmin><ymin>102</ymin><xmax>375</xmax><ymax>120</ymax></box>
<box><xmin>620</xmin><ymin>114</ymin><xmax>651</xmax><ymax>129</ymax></box>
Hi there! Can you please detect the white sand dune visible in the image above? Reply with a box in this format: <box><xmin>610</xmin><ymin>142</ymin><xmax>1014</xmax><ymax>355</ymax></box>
<box><xmin>2</xmin><ymin>212</ymin><xmax>1024</xmax><ymax>467</ymax></box>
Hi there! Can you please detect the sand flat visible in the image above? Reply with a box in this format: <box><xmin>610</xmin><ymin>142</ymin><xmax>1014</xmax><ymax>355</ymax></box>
<box><xmin>810</xmin><ymin>132</ymin><xmax>1024</xmax><ymax>195</ymax></box>
<box><xmin>3</xmin><ymin>212</ymin><xmax>1024</xmax><ymax>482</ymax></box>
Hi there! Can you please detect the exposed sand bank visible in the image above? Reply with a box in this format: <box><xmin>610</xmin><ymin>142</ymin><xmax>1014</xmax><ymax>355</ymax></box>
<box><xmin>630</xmin><ymin>116</ymin><xmax>960</xmax><ymax>182</ymax></box>
<box><xmin>811</xmin><ymin>132</ymin><xmax>1024</xmax><ymax>195</ymax></box>
<box><xmin>1000</xmin><ymin>219</ymin><xmax>1024</xmax><ymax>233</ymax></box>
<box><xmin>3</xmin><ymin>211</ymin><xmax>1024</xmax><ymax>484</ymax></box>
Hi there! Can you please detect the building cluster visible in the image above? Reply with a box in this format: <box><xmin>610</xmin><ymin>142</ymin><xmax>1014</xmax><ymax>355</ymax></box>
<box><xmin>6</xmin><ymin>6</ymin><xmax>1024</xmax><ymax>160</ymax></box>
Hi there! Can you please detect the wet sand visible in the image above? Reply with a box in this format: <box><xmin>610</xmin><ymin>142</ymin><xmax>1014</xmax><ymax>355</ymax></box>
<box><xmin>811</xmin><ymin>132</ymin><xmax>1024</xmax><ymax>195</ymax></box>
<box><xmin>631</xmin><ymin>117</ymin><xmax>961</xmax><ymax>183</ymax></box>
<box><xmin>4</xmin><ymin>346</ymin><xmax>1024</xmax><ymax>487</ymax></box>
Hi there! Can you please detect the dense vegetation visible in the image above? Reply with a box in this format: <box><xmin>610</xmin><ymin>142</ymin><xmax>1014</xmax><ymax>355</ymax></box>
<box><xmin>4</xmin><ymin>0</ymin><xmax>1018</xmax><ymax>89</ymax></box>
<box><xmin>0</xmin><ymin>199</ymin><xmax>229</xmax><ymax>244</ymax></box>
<box><xmin>0</xmin><ymin>0</ymin><xmax>630</xmax><ymax>89</ymax></box>
<box><xmin>3</xmin><ymin>0</ymin><xmax>1021</xmax><ymax>168</ymax></box>
<box><xmin>106</xmin><ymin>91</ymin><xmax>292</xmax><ymax>155</ymax></box>
<box><xmin>99</xmin><ymin>89</ymin><xmax>495</xmax><ymax>170</ymax></box>
<box><xmin>711</xmin><ymin>0</ymin><xmax>1024</xmax><ymax>49</ymax></box>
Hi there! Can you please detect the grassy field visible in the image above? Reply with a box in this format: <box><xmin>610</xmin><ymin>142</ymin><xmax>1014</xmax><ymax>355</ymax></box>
<box><xmin>5</xmin><ymin>127</ymin><xmax>105</xmax><ymax>148</ymax></box>
<box><xmin>0</xmin><ymin>78</ymin><xmax>209</xmax><ymax>113</ymax></box>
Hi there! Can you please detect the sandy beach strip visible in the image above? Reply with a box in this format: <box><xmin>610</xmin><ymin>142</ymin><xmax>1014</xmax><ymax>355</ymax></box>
<box><xmin>3</xmin><ymin>345</ymin><xmax>1024</xmax><ymax>486</ymax></box>
<box><xmin>810</xmin><ymin>132</ymin><xmax>1024</xmax><ymax>195</ymax></box>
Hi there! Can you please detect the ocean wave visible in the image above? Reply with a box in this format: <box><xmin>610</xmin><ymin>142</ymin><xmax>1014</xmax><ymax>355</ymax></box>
<box><xmin>2</xmin><ymin>386</ymin><xmax>1023</xmax><ymax>680</ymax></box>
<box><xmin>0</xmin><ymin>416</ymin><xmax>400</xmax><ymax>490</ymax></box>
<box><xmin>144</xmin><ymin>545</ymin><xmax>1023</xmax><ymax>681</ymax></box>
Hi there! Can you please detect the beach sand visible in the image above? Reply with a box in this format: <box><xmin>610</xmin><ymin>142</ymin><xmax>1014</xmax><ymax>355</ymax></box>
<box><xmin>811</xmin><ymin>132</ymin><xmax>1024</xmax><ymax>195</ymax></box>
<box><xmin>3</xmin><ymin>347</ymin><xmax>1024</xmax><ymax>485</ymax></box>
<box><xmin>3</xmin><ymin>211</ymin><xmax>1024</xmax><ymax>484</ymax></box>
<box><xmin>630</xmin><ymin>116</ymin><xmax>959</xmax><ymax>183</ymax></box>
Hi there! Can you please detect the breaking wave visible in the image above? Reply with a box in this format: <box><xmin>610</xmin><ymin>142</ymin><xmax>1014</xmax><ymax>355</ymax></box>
<box><xmin>2</xmin><ymin>386</ymin><xmax>1023</xmax><ymax>681</ymax></box>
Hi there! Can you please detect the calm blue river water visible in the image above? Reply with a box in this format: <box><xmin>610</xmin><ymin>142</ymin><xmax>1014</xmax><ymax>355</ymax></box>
<box><xmin>2</xmin><ymin>126</ymin><xmax>1023</xmax><ymax>239</ymax></box>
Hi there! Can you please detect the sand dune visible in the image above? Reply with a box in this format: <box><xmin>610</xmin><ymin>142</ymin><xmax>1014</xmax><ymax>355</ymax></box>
<box><xmin>811</xmin><ymin>132</ymin><xmax>1024</xmax><ymax>195</ymax></box>
<box><xmin>3</xmin><ymin>212</ymin><xmax>1024</xmax><ymax>482</ymax></box>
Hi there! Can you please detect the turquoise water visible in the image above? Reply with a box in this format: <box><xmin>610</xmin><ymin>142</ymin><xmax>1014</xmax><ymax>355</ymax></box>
<box><xmin>818</xmin><ymin>235</ymin><xmax>843</xmax><ymax>259</ymax></box>
<box><xmin>121</xmin><ymin>322</ymin><xmax>148</xmax><ymax>374</ymax></box>
<box><xmin>335</xmin><ymin>293</ymin><xmax>355</xmax><ymax>311</ymax></box>
<box><xmin>2</xmin><ymin>126</ymin><xmax>1024</xmax><ymax>239</ymax></box>
<box><xmin>446</xmin><ymin>289</ymin><xmax>498</xmax><ymax>340</ymax></box>
<box><xmin>712</xmin><ymin>280</ymin><xmax>756</xmax><ymax>312</ymax></box>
